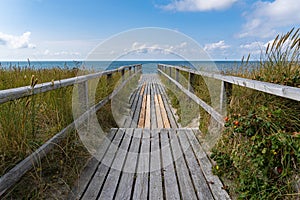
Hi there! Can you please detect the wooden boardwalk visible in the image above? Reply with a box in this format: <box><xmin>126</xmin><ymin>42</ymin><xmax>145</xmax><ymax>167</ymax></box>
<box><xmin>123</xmin><ymin>74</ymin><xmax>178</xmax><ymax>129</ymax></box>
<box><xmin>70</xmin><ymin>74</ymin><xmax>230</xmax><ymax>200</ymax></box>
<box><xmin>3</xmin><ymin>63</ymin><xmax>300</xmax><ymax>199</ymax></box>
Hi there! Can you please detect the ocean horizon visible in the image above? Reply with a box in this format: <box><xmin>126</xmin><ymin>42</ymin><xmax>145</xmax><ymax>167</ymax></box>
<box><xmin>0</xmin><ymin>60</ymin><xmax>259</xmax><ymax>73</ymax></box>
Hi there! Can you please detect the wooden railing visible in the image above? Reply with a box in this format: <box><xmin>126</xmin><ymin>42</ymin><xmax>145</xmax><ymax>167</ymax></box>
<box><xmin>158</xmin><ymin>64</ymin><xmax>300</xmax><ymax>125</ymax></box>
<box><xmin>0</xmin><ymin>64</ymin><xmax>142</xmax><ymax>196</ymax></box>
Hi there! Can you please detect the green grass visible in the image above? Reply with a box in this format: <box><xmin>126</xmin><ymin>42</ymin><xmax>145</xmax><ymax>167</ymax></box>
<box><xmin>211</xmin><ymin>28</ymin><xmax>300</xmax><ymax>199</ymax></box>
<box><xmin>0</xmin><ymin>67</ymin><xmax>76</xmax><ymax>177</ymax></box>
<box><xmin>0</xmin><ymin>65</ymin><xmax>139</xmax><ymax>198</ymax></box>
<box><xmin>161</xmin><ymin>28</ymin><xmax>300</xmax><ymax>199</ymax></box>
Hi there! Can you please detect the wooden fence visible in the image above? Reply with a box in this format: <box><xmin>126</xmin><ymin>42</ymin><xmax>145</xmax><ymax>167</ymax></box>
<box><xmin>158</xmin><ymin>64</ymin><xmax>300</xmax><ymax>125</ymax></box>
<box><xmin>0</xmin><ymin>64</ymin><xmax>142</xmax><ymax>196</ymax></box>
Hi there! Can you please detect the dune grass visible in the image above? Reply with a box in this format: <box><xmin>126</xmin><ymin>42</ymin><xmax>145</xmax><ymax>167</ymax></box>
<box><xmin>161</xmin><ymin>28</ymin><xmax>300</xmax><ymax>199</ymax></box>
<box><xmin>211</xmin><ymin>28</ymin><xmax>300</xmax><ymax>199</ymax></box>
<box><xmin>0</xmin><ymin>65</ymin><xmax>136</xmax><ymax>198</ymax></box>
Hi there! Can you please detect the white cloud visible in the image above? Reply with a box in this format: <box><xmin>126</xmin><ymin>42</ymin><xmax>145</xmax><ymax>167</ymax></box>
<box><xmin>126</xmin><ymin>42</ymin><xmax>188</xmax><ymax>55</ymax></box>
<box><xmin>204</xmin><ymin>40</ymin><xmax>230</xmax><ymax>51</ymax></box>
<box><xmin>161</xmin><ymin>0</ymin><xmax>237</xmax><ymax>12</ymax></box>
<box><xmin>53</xmin><ymin>51</ymin><xmax>80</xmax><ymax>56</ymax></box>
<box><xmin>240</xmin><ymin>41</ymin><xmax>266</xmax><ymax>55</ymax></box>
<box><xmin>43</xmin><ymin>49</ymin><xmax>50</xmax><ymax>55</ymax></box>
<box><xmin>239</xmin><ymin>0</ymin><xmax>300</xmax><ymax>38</ymax></box>
<box><xmin>35</xmin><ymin>49</ymin><xmax>80</xmax><ymax>56</ymax></box>
<box><xmin>240</xmin><ymin>41</ymin><xmax>265</xmax><ymax>50</ymax></box>
<box><xmin>0</xmin><ymin>32</ymin><xmax>36</xmax><ymax>49</ymax></box>
<box><xmin>240</xmin><ymin>36</ymin><xmax>295</xmax><ymax>56</ymax></box>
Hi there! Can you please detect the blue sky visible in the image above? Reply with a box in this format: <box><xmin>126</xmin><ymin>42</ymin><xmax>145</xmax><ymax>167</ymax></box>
<box><xmin>0</xmin><ymin>0</ymin><xmax>299</xmax><ymax>60</ymax></box>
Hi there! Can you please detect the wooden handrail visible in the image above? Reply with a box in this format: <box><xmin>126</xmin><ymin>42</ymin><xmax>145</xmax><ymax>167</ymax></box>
<box><xmin>158</xmin><ymin>64</ymin><xmax>300</xmax><ymax>102</ymax></box>
<box><xmin>0</xmin><ymin>64</ymin><xmax>142</xmax><ymax>104</ymax></box>
<box><xmin>158</xmin><ymin>68</ymin><xmax>224</xmax><ymax>125</ymax></box>
<box><xmin>158</xmin><ymin>63</ymin><xmax>300</xmax><ymax>126</ymax></box>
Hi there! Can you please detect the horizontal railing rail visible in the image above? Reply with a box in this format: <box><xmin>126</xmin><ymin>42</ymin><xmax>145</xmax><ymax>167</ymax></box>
<box><xmin>158</xmin><ymin>64</ymin><xmax>300</xmax><ymax>102</ymax></box>
<box><xmin>0</xmin><ymin>64</ymin><xmax>141</xmax><ymax>104</ymax></box>
<box><xmin>158</xmin><ymin>68</ymin><xmax>224</xmax><ymax>125</ymax></box>
<box><xmin>158</xmin><ymin>64</ymin><xmax>300</xmax><ymax>125</ymax></box>
<box><xmin>0</xmin><ymin>64</ymin><xmax>142</xmax><ymax>196</ymax></box>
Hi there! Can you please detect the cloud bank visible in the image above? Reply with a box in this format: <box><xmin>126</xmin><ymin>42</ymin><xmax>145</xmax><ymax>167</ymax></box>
<box><xmin>204</xmin><ymin>40</ymin><xmax>230</xmax><ymax>51</ymax></box>
<box><xmin>161</xmin><ymin>0</ymin><xmax>237</xmax><ymax>12</ymax></box>
<box><xmin>0</xmin><ymin>32</ymin><xmax>36</xmax><ymax>49</ymax></box>
<box><xmin>240</xmin><ymin>0</ymin><xmax>300</xmax><ymax>38</ymax></box>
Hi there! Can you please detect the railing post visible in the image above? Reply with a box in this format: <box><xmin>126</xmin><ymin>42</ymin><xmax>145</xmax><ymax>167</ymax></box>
<box><xmin>175</xmin><ymin>68</ymin><xmax>179</xmax><ymax>82</ymax></box>
<box><xmin>121</xmin><ymin>68</ymin><xmax>125</xmax><ymax>82</ymax></box>
<box><xmin>167</xmin><ymin>66</ymin><xmax>172</xmax><ymax>84</ymax></box>
<box><xmin>107</xmin><ymin>73</ymin><xmax>112</xmax><ymax>86</ymax></box>
<box><xmin>220</xmin><ymin>81</ymin><xmax>232</xmax><ymax>115</ymax></box>
<box><xmin>78</xmin><ymin>80</ymin><xmax>89</xmax><ymax>112</ymax></box>
<box><xmin>188</xmin><ymin>72</ymin><xmax>194</xmax><ymax>93</ymax></box>
<box><xmin>169</xmin><ymin>67</ymin><xmax>172</xmax><ymax>77</ymax></box>
<box><xmin>129</xmin><ymin>66</ymin><xmax>132</xmax><ymax>76</ymax></box>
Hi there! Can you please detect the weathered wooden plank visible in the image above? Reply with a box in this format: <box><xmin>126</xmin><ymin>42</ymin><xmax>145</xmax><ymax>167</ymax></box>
<box><xmin>158</xmin><ymin>94</ymin><xmax>171</xmax><ymax>128</ymax></box>
<box><xmin>155</xmin><ymin>83</ymin><xmax>171</xmax><ymax>128</ymax></box>
<box><xmin>69</xmin><ymin>129</ymin><xmax>117</xmax><ymax>199</ymax></box>
<box><xmin>158</xmin><ymin>69</ymin><xmax>224</xmax><ymax>125</ymax></box>
<box><xmin>153</xmin><ymin>83</ymin><xmax>166</xmax><ymax>129</ymax></box>
<box><xmin>114</xmin><ymin>129</ymin><xmax>142</xmax><ymax>199</ymax></box>
<box><xmin>138</xmin><ymin>84</ymin><xmax>148</xmax><ymax>128</ymax></box>
<box><xmin>154</xmin><ymin>94</ymin><xmax>164</xmax><ymax>128</ymax></box>
<box><xmin>133</xmin><ymin>129</ymin><xmax>150</xmax><ymax>200</ymax></box>
<box><xmin>150</xmin><ymin>83</ymin><xmax>158</xmax><ymax>129</ymax></box>
<box><xmin>131</xmin><ymin>86</ymin><xmax>142</xmax><ymax>113</ymax></box>
<box><xmin>177</xmin><ymin>129</ymin><xmax>214</xmax><ymax>200</ymax></box>
<box><xmin>81</xmin><ymin>129</ymin><xmax>124</xmax><ymax>200</ymax></box>
<box><xmin>124</xmin><ymin>85</ymin><xmax>142</xmax><ymax>128</ymax></box>
<box><xmin>129</xmin><ymin>88</ymin><xmax>138</xmax><ymax>106</ymax></box>
<box><xmin>131</xmin><ymin>85</ymin><xmax>145</xmax><ymax>128</ymax></box>
<box><xmin>159</xmin><ymin>64</ymin><xmax>300</xmax><ymax>102</ymax></box>
<box><xmin>140</xmin><ymin>83</ymin><xmax>146</xmax><ymax>95</ymax></box>
<box><xmin>145</xmin><ymin>85</ymin><xmax>151</xmax><ymax>128</ymax></box>
<box><xmin>186</xmin><ymin>129</ymin><xmax>231</xmax><ymax>200</ymax></box>
<box><xmin>157</xmin><ymin>84</ymin><xmax>178</xmax><ymax>128</ymax></box>
<box><xmin>169</xmin><ymin>129</ymin><xmax>198</xmax><ymax>200</ymax></box>
<box><xmin>160</xmin><ymin>129</ymin><xmax>181</xmax><ymax>200</ymax></box>
<box><xmin>149</xmin><ymin>129</ymin><xmax>163</xmax><ymax>200</ymax></box>
<box><xmin>123</xmin><ymin>87</ymin><xmax>140</xmax><ymax>128</ymax></box>
<box><xmin>98</xmin><ymin>128</ymin><xmax>133</xmax><ymax>200</ymax></box>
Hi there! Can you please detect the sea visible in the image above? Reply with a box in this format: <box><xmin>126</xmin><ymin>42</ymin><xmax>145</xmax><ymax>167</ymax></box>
<box><xmin>0</xmin><ymin>60</ymin><xmax>259</xmax><ymax>74</ymax></box>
